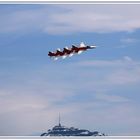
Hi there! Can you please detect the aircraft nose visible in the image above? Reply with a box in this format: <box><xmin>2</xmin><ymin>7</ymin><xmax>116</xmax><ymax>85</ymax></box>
<box><xmin>90</xmin><ymin>45</ymin><xmax>96</xmax><ymax>49</ymax></box>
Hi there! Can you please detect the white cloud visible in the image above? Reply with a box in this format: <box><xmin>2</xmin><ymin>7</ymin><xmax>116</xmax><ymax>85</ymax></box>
<box><xmin>1</xmin><ymin>4</ymin><xmax>140</xmax><ymax>34</ymax></box>
<box><xmin>121</xmin><ymin>38</ymin><xmax>138</xmax><ymax>44</ymax></box>
<box><xmin>77</xmin><ymin>56</ymin><xmax>139</xmax><ymax>68</ymax></box>
<box><xmin>43</xmin><ymin>5</ymin><xmax>140</xmax><ymax>34</ymax></box>
<box><xmin>95</xmin><ymin>93</ymin><xmax>129</xmax><ymax>103</ymax></box>
<box><xmin>107</xmin><ymin>67</ymin><xmax>140</xmax><ymax>85</ymax></box>
<box><xmin>73</xmin><ymin>56</ymin><xmax>140</xmax><ymax>93</ymax></box>
<box><xmin>123</xmin><ymin>56</ymin><xmax>133</xmax><ymax>61</ymax></box>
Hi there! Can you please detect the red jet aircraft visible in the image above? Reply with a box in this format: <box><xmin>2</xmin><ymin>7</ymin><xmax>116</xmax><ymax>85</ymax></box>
<box><xmin>48</xmin><ymin>42</ymin><xmax>96</xmax><ymax>60</ymax></box>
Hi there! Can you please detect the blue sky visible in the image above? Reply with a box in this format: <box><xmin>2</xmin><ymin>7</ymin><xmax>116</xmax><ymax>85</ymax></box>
<box><xmin>0</xmin><ymin>4</ymin><xmax>140</xmax><ymax>136</ymax></box>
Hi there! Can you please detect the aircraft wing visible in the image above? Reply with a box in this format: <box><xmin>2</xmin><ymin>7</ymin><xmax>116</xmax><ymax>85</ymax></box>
<box><xmin>78</xmin><ymin>50</ymin><xmax>83</xmax><ymax>54</ymax></box>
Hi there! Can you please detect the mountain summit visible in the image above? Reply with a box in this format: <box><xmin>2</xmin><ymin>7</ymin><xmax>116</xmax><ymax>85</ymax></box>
<box><xmin>41</xmin><ymin>117</ymin><xmax>105</xmax><ymax>136</ymax></box>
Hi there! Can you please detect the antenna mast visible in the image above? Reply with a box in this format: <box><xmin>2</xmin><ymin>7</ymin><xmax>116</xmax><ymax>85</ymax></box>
<box><xmin>59</xmin><ymin>113</ymin><xmax>61</xmax><ymax>126</ymax></box>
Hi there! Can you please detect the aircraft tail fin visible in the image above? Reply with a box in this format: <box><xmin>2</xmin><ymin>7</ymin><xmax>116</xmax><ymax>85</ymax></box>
<box><xmin>64</xmin><ymin>46</ymin><xmax>69</xmax><ymax>50</ymax></box>
<box><xmin>80</xmin><ymin>42</ymin><xmax>85</xmax><ymax>47</ymax></box>
<box><xmin>64</xmin><ymin>47</ymin><xmax>69</xmax><ymax>51</ymax></box>
<box><xmin>72</xmin><ymin>45</ymin><xmax>77</xmax><ymax>48</ymax></box>
<box><xmin>57</xmin><ymin>48</ymin><xmax>61</xmax><ymax>51</ymax></box>
<box><xmin>48</xmin><ymin>51</ymin><xmax>54</xmax><ymax>56</ymax></box>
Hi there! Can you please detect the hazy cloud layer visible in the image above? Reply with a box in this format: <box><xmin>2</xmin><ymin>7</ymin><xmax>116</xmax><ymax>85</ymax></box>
<box><xmin>1</xmin><ymin>4</ymin><xmax>140</xmax><ymax>34</ymax></box>
<box><xmin>0</xmin><ymin>56</ymin><xmax>140</xmax><ymax>135</ymax></box>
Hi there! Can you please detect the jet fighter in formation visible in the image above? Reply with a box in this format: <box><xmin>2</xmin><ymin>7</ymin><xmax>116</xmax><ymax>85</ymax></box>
<box><xmin>48</xmin><ymin>42</ymin><xmax>96</xmax><ymax>60</ymax></box>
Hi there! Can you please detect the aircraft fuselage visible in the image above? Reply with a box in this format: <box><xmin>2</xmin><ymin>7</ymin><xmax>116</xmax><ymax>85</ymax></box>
<box><xmin>48</xmin><ymin>42</ymin><xmax>96</xmax><ymax>59</ymax></box>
